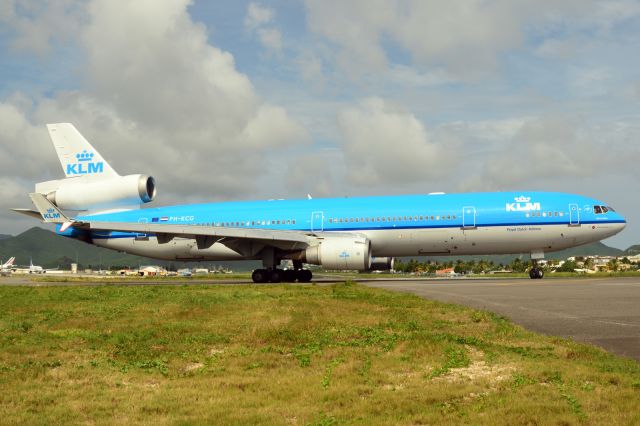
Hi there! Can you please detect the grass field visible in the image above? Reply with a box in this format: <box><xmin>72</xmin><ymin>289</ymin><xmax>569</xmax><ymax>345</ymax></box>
<box><xmin>1</xmin><ymin>282</ymin><xmax>639</xmax><ymax>424</ymax></box>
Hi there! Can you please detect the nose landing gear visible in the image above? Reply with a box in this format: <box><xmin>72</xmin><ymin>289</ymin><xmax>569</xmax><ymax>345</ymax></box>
<box><xmin>529</xmin><ymin>267</ymin><xmax>544</xmax><ymax>279</ymax></box>
<box><xmin>529</xmin><ymin>252</ymin><xmax>545</xmax><ymax>279</ymax></box>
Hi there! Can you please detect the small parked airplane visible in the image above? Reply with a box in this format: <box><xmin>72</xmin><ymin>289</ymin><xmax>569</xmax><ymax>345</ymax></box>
<box><xmin>15</xmin><ymin>124</ymin><xmax>626</xmax><ymax>282</ymax></box>
<box><xmin>1</xmin><ymin>257</ymin><xmax>15</xmax><ymax>276</ymax></box>
<box><xmin>10</xmin><ymin>258</ymin><xmax>58</xmax><ymax>274</ymax></box>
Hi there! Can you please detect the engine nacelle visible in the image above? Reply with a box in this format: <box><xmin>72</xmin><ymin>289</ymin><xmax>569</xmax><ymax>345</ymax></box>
<box><xmin>36</xmin><ymin>174</ymin><xmax>156</xmax><ymax>211</ymax></box>
<box><xmin>369</xmin><ymin>257</ymin><xmax>394</xmax><ymax>271</ymax></box>
<box><xmin>302</xmin><ymin>237</ymin><xmax>371</xmax><ymax>271</ymax></box>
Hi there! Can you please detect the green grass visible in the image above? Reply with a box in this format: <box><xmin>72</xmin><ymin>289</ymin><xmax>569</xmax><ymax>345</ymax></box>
<box><xmin>1</xmin><ymin>283</ymin><xmax>639</xmax><ymax>424</ymax></box>
<box><xmin>30</xmin><ymin>273</ymin><xmax>252</xmax><ymax>283</ymax></box>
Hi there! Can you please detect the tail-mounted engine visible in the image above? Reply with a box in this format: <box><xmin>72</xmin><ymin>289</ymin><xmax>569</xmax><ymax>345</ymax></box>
<box><xmin>35</xmin><ymin>174</ymin><xmax>156</xmax><ymax>211</ymax></box>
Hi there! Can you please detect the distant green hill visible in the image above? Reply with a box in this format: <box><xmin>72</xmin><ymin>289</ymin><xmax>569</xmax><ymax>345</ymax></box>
<box><xmin>0</xmin><ymin>234</ymin><xmax>11</xmax><ymax>240</ymax></box>
<box><xmin>624</xmin><ymin>245</ymin><xmax>640</xmax><ymax>256</ymax></box>
<box><xmin>0</xmin><ymin>227</ymin><xmax>259</xmax><ymax>271</ymax></box>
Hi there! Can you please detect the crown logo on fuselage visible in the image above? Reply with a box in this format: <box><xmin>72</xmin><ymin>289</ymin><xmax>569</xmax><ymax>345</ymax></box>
<box><xmin>506</xmin><ymin>195</ymin><xmax>540</xmax><ymax>212</ymax></box>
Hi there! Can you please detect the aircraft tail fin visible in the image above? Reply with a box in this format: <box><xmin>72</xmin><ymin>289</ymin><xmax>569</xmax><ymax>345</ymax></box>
<box><xmin>2</xmin><ymin>257</ymin><xmax>15</xmax><ymax>268</ymax></box>
<box><xmin>29</xmin><ymin>192</ymin><xmax>71</xmax><ymax>224</ymax></box>
<box><xmin>46</xmin><ymin>123</ymin><xmax>119</xmax><ymax>178</ymax></box>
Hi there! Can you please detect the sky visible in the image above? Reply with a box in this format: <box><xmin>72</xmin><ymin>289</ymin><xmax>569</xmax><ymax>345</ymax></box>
<box><xmin>0</xmin><ymin>0</ymin><xmax>639</xmax><ymax>249</ymax></box>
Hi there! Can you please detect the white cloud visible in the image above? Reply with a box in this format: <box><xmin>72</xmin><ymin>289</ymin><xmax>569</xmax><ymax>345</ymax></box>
<box><xmin>244</xmin><ymin>2</ymin><xmax>282</xmax><ymax>54</ymax></box>
<box><xmin>257</xmin><ymin>27</ymin><xmax>283</xmax><ymax>53</ymax></box>
<box><xmin>0</xmin><ymin>0</ymin><xmax>85</xmax><ymax>55</ymax></box>
<box><xmin>457</xmin><ymin>116</ymin><xmax>640</xmax><ymax>192</ymax></box>
<box><xmin>304</xmin><ymin>0</ymin><xmax>640</xmax><ymax>80</ymax></box>
<box><xmin>285</xmin><ymin>152</ymin><xmax>336</xmax><ymax>197</ymax></box>
<box><xmin>296</xmin><ymin>52</ymin><xmax>325</xmax><ymax>86</ymax></box>
<box><xmin>337</xmin><ymin>97</ymin><xmax>446</xmax><ymax>185</ymax></box>
<box><xmin>244</xmin><ymin>2</ymin><xmax>274</xmax><ymax>30</ymax></box>
<box><xmin>0</xmin><ymin>0</ymin><xmax>308</xmax><ymax>209</ymax></box>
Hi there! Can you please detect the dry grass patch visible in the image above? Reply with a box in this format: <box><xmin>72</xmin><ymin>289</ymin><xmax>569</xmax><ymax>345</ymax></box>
<box><xmin>0</xmin><ymin>282</ymin><xmax>639</xmax><ymax>424</ymax></box>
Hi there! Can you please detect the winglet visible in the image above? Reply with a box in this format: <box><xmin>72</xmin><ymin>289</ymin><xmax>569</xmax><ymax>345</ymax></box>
<box><xmin>28</xmin><ymin>193</ymin><xmax>71</xmax><ymax>225</ymax></box>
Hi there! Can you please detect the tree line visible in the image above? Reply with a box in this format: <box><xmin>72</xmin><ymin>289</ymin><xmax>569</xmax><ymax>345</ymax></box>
<box><xmin>392</xmin><ymin>256</ymin><xmax>637</xmax><ymax>274</ymax></box>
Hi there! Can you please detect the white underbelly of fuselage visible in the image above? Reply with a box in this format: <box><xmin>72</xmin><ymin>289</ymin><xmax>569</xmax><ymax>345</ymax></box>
<box><xmin>90</xmin><ymin>223</ymin><xmax>616</xmax><ymax>261</ymax></box>
<box><xmin>362</xmin><ymin>224</ymin><xmax>608</xmax><ymax>257</ymax></box>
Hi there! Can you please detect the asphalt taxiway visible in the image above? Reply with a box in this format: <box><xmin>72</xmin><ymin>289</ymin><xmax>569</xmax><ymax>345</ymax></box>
<box><xmin>364</xmin><ymin>277</ymin><xmax>640</xmax><ymax>361</ymax></box>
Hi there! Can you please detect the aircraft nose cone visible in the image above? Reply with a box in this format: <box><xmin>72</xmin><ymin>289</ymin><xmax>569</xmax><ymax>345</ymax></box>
<box><xmin>613</xmin><ymin>220</ymin><xmax>626</xmax><ymax>235</ymax></box>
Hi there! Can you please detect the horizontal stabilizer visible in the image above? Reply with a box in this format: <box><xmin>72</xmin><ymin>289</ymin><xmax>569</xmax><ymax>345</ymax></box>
<box><xmin>10</xmin><ymin>208</ymin><xmax>45</xmax><ymax>220</ymax></box>
<box><xmin>28</xmin><ymin>193</ymin><xmax>71</xmax><ymax>224</ymax></box>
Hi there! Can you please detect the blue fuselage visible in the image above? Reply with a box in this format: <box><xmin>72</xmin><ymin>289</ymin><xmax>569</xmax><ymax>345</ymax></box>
<box><xmin>57</xmin><ymin>191</ymin><xmax>626</xmax><ymax>261</ymax></box>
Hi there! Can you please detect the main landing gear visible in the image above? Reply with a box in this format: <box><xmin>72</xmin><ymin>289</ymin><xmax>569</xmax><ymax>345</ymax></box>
<box><xmin>251</xmin><ymin>257</ymin><xmax>312</xmax><ymax>283</ymax></box>
<box><xmin>251</xmin><ymin>268</ymin><xmax>312</xmax><ymax>283</ymax></box>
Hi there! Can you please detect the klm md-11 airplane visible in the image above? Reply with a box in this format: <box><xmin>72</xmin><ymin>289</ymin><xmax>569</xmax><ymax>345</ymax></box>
<box><xmin>14</xmin><ymin>124</ymin><xmax>626</xmax><ymax>282</ymax></box>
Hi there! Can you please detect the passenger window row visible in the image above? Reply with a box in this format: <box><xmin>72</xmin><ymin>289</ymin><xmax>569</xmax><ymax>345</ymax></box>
<box><xmin>526</xmin><ymin>212</ymin><xmax>564</xmax><ymax>218</ymax></box>
<box><xmin>328</xmin><ymin>214</ymin><xmax>457</xmax><ymax>224</ymax></box>
<box><xmin>192</xmin><ymin>219</ymin><xmax>297</xmax><ymax>227</ymax></box>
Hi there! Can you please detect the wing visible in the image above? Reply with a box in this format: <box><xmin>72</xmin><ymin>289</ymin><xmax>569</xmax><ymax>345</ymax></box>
<box><xmin>88</xmin><ymin>221</ymin><xmax>313</xmax><ymax>255</ymax></box>
<box><xmin>26</xmin><ymin>192</ymin><xmax>316</xmax><ymax>257</ymax></box>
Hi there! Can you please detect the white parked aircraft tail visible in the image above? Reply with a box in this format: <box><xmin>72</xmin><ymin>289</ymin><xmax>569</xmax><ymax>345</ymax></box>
<box><xmin>46</xmin><ymin>123</ymin><xmax>118</xmax><ymax>178</ymax></box>
<box><xmin>1</xmin><ymin>257</ymin><xmax>15</xmax><ymax>268</ymax></box>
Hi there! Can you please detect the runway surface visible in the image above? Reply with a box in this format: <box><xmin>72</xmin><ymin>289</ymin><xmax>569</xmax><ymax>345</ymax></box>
<box><xmin>2</xmin><ymin>275</ymin><xmax>639</xmax><ymax>360</ymax></box>
<box><xmin>364</xmin><ymin>277</ymin><xmax>640</xmax><ymax>361</ymax></box>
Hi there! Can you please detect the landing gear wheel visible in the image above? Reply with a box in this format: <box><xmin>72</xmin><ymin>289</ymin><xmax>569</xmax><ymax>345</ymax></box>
<box><xmin>252</xmin><ymin>269</ymin><xmax>270</xmax><ymax>283</ymax></box>
<box><xmin>282</xmin><ymin>269</ymin><xmax>296</xmax><ymax>282</ymax></box>
<box><xmin>270</xmin><ymin>269</ymin><xmax>283</xmax><ymax>283</ymax></box>
<box><xmin>529</xmin><ymin>268</ymin><xmax>544</xmax><ymax>279</ymax></box>
<box><xmin>297</xmin><ymin>269</ymin><xmax>312</xmax><ymax>283</ymax></box>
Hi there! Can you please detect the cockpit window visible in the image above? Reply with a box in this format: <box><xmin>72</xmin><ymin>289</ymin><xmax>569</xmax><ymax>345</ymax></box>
<box><xmin>593</xmin><ymin>205</ymin><xmax>614</xmax><ymax>214</ymax></box>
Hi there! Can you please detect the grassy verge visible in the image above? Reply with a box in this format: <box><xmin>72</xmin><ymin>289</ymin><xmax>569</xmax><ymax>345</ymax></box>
<box><xmin>1</xmin><ymin>283</ymin><xmax>639</xmax><ymax>424</ymax></box>
<box><xmin>30</xmin><ymin>273</ymin><xmax>252</xmax><ymax>283</ymax></box>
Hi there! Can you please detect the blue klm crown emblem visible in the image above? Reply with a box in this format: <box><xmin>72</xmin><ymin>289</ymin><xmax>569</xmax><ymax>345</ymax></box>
<box><xmin>76</xmin><ymin>150</ymin><xmax>95</xmax><ymax>162</ymax></box>
<box><xmin>67</xmin><ymin>150</ymin><xmax>104</xmax><ymax>175</ymax></box>
<box><xmin>43</xmin><ymin>207</ymin><xmax>60</xmax><ymax>220</ymax></box>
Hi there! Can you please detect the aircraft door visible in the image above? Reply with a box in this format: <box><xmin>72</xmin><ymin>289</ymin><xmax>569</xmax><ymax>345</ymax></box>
<box><xmin>462</xmin><ymin>206</ymin><xmax>476</xmax><ymax>229</ymax></box>
<box><xmin>569</xmin><ymin>204</ymin><xmax>580</xmax><ymax>226</ymax></box>
<box><xmin>311</xmin><ymin>211</ymin><xmax>324</xmax><ymax>231</ymax></box>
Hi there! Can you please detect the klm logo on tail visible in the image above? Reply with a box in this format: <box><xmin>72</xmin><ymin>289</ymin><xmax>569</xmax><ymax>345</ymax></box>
<box><xmin>506</xmin><ymin>196</ymin><xmax>541</xmax><ymax>212</ymax></box>
<box><xmin>66</xmin><ymin>150</ymin><xmax>104</xmax><ymax>175</ymax></box>
<box><xmin>43</xmin><ymin>208</ymin><xmax>60</xmax><ymax>220</ymax></box>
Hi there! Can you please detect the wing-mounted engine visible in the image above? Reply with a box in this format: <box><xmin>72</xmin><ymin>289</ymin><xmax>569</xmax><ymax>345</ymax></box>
<box><xmin>300</xmin><ymin>236</ymin><xmax>372</xmax><ymax>271</ymax></box>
